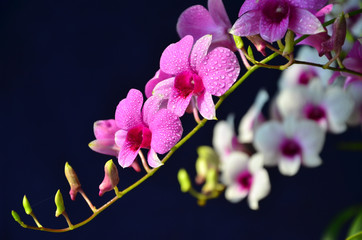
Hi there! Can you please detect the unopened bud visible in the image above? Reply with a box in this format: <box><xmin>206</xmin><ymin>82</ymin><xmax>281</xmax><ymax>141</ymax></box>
<box><xmin>99</xmin><ymin>159</ymin><xmax>119</xmax><ymax>196</ymax></box>
<box><xmin>64</xmin><ymin>162</ymin><xmax>81</xmax><ymax>201</ymax></box>
<box><xmin>283</xmin><ymin>30</ymin><xmax>295</xmax><ymax>56</ymax></box>
<box><xmin>22</xmin><ymin>195</ymin><xmax>32</xmax><ymax>215</ymax></box>
<box><xmin>246</xmin><ymin>35</ymin><xmax>267</xmax><ymax>56</ymax></box>
<box><xmin>195</xmin><ymin>146</ymin><xmax>219</xmax><ymax>184</ymax></box>
<box><xmin>320</xmin><ymin>13</ymin><xmax>346</xmax><ymax>57</ymax></box>
<box><xmin>55</xmin><ymin>190</ymin><xmax>65</xmax><ymax>217</ymax></box>
<box><xmin>177</xmin><ymin>169</ymin><xmax>191</xmax><ymax>193</ymax></box>
<box><xmin>11</xmin><ymin>210</ymin><xmax>26</xmax><ymax>227</ymax></box>
<box><xmin>202</xmin><ymin>168</ymin><xmax>219</xmax><ymax>194</ymax></box>
<box><xmin>233</xmin><ymin>35</ymin><xmax>244</xmax><ymax>49</ymax></box>
<box><xmin>247</xmin><ymin>46</ymin><xmax>255</xmax><ymax>60</ymax></box>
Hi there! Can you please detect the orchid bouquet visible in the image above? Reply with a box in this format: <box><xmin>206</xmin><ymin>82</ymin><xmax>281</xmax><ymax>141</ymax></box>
<box><xmin>10</xmin><ymin>0</ymin><xmax>362</xmax><ymax>239</ymax></box>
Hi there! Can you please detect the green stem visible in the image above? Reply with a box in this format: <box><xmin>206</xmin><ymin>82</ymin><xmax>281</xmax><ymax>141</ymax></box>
<box><xmin>293</xmin><ymin>60</ymin><xmax>362</xmax><ymax>77</ymax></box>
<box><xmin>346</xmin><ymin>231</ymin><xmax>362</xmax><ymax>240</ymax></box>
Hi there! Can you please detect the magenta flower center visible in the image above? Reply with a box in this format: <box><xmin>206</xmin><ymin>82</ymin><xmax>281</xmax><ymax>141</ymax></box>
<box><xmin>280</xmin><ymin>138</ymin><xmax>301</xmax><ymax>158</ymax></box>
<box><xmin>262</xmin><ymin>0</ymin><xmax>289</xmax><ymax>23</ymax></box>
<box><xmin>174</xmin><ymin>71</ymin><xmax>205</xmax><ymax>98</ymax></box>
<box><xmin>298</xmin><ymin>70</ymin><xmax>318</xmax><ymax>85</ymax></box>
<box><xmin>236</xmin><ymin>170</ymin><xmax>253</xmax><ymax>191</ymax></box>
<box><xmin>126</xmin><ymin>125</ymin><xmax>152</xmax><ymax>151</ymax></box>
<box><xmin>304</xmin><ymin>104</ymin><xmax>326</xmax><ymax>121</ymax></box>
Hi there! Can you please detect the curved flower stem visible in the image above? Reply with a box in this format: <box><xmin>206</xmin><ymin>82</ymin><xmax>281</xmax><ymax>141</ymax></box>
<box><xmin>138</xmin><ymin>151</ymin><xmax>151</xmax><ymax>173</ymax></box>
<box><xmin>293</xmin><ymin>60</ymin><xmax>362</xmax><ymax>77</ymax></box>
<box><xmin>237</xmin><ymin>49</ymin><xmax>251</xmax><ymax>69</ymax></box>
<box><xmin>16</xmin><ymin>50</ymin><xmax>280</xmax><ymax>233</ymax></box>
<box><xmin>78</xmin><ymin>189</ymin><xmax>97</xmax><ymax>213</ymax></box>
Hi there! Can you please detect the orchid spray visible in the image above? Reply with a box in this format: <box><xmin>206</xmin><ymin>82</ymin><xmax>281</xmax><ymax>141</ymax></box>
<box><xmin>10</xmin><ymin>0</ymin><xmax>362</xmax><ymax>239</ymax></box>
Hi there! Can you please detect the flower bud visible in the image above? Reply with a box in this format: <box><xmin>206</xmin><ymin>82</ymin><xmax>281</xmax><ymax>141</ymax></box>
<box><xmin>233</xmin><ymin>35</ymin><xmax>244</xmax><ymax>49</ymax></box>
<box><xmin>55</xmin><ymin>190</ymin><xmax>65</xmax><ymax>217</ymax></box>
<box><xmin>195</xmin><ymin>146</ymin><xmax>219</xmax><ymax>184</ymax></box>
<box><xmin>201</xmin><ymin>168</ymin><xmax>219</xmax><ymax>194</ymax></box>
<box><xmin>246</xmin><ymin>35</ymin><xmax>267</xmax><ymax>56</ymax></box>
<box><xmin>22</xmin><ymin>195</ymin><xmax>32</xmax><ymax>215</ymax></box>
<box><xmin>11</xmin><ymin>210</ymin><xmax>26</xmax><ymax>227</ymax></box>
<box><xmin>320</xmin><ymin>13</ymin><xmax>346</xmax><ymax>57</ymax></box>
<box><xmin>247</xmin><ymin>46</ymin><xmax>255</xmax><ymax>61</ymax></box>
<box><xmin>177</xmin><ymin>169</ymin><xmax>191</xmax><ymax>193</ymax></box>
<box><xmin>283</xmin><ymin>30</ymin><xmax>295</xmax><ymax>56</ymax></box>
<box><xmin>64</xmin><ymin>162</ymin><xmax>81</xmax><ymax>201</ymax></box>
<box><xmin>99</xmin><ymin>159</ymin><xmax>119</xmax><ymax>196</ymax></box>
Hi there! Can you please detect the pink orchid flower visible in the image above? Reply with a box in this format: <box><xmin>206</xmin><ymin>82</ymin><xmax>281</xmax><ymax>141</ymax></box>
<box><xmin>176</xmin><ymin>0</ymin><xmax>236</xmax><ymax>51</ymax></box>
<box><xmin>230</xmin><ymin>0</ymin><xmax>326</xmax><ymax>42</ymax></box>
<box><xmin>152</xmin><ymin>35</ymin><xmax>240</xmax><ymax>120</ymax></box>
<box><xmin>114</xmin><ymin>89</ymin><xmax>183</xmax><ymax>168</ymax></box>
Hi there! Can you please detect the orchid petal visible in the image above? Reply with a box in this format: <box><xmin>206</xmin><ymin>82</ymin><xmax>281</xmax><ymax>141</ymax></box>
<box><xmin>287</xmin><ymin>0</ymin><xmax>328</xmax><ymax>11</ymax></box>
<box><xmin>225</xmin><ymin>184</ymin><xmax>248</xmax><ymax>203</ymax></box>
<box><xmin>260</xmin><ymin>12</ymin><xmax>289</xmax><ymax>42</ymax></box>
<box><xmin>238</xmin><ymin>0</ymin><xmax>260</xmax><ymax>17</ymax></box>
<box><xmin>118</xmin><ymin>139</ymin><xmax>140</xmax><ymax>168</ymax></box>
<box><xmin>115</xmin><ymin>89</ymin><xmax>143</xmax><ymax>130</ymax></box>
<box><xmin>221</xmin><ymin>151</ymin><xmax>249</xmax><ymax>185</ymax></box>
<box><xmin>197</xmin><ymin>91</ymin><xmax>216</xmax><ymax>120</ymax></box>
<box><xmin>152</xmin><ymin>77</ymin><xmax>175</xmax><ymax>100</ymax></box>
<box><xmin>93</xmin><ymin>119</ymin><xmax>119</xmax><ymax>140</ymax></box>
<box><xmin>230</xmin><ymin>10</ymin><xmax>261</xmax><ymax>37</ymax></box>
<box><xmin>177</xmin><ymin>5</ymin><xmax>216</xmax><ymax>40</ymax></box>
<box><xmin>114</xmin><ymin>130</ymin><xmax>127</xmax><ymax>150</ymax></box>
<box><xmin>89</xmin><ymin>139</ymin><xmax>118</xmax><ymax>156</ymax></box>
<box><xmin>278</xmin><ymin>154</ymin><xmax>301</xmax><ymax>176</ymax></box>
<box><xmin>145</xmin><ymin>70</ymin><xmax>172</xmax><ymax>98</ymax></box>
<box><xmin>160</xmin><ymin>36</ymin><xmax>193</xmax><ymax>75</ymax></box>
<box><xmin>199</xmin><ymin>47</ymin><xmax>240</xmax><ymax>96</ymax></box>
<box><xmin>294</xmin><ymin>119</ymin><xmax>325</xmax><ymax>155</ymax></box>
<box><xmin>147</xmin><ymin>148</ymin><xmax>163</xmax><ymax>168</ymax></box>
<box><xmin>303</xmin><ymin>154</ymin><xmax>322</xmax><ymax>167</ymax></box>
<box><xmin>167</xmin><ymin>87</ymin><xmax>193</xmax><ymax>117</ymax></box>
<box><xmin>142</xmin><ymin>95</ymin><xmax>164</xmax><ymax>126</ymax></box>
<box><xmin>212</xmin><ymin>120</ymin><xmax>234</xmax><ymax>160</ymax></box>
<box><xmin>208</xmin><ymin>0</ymin><xmax>232</xmax><ymax>28</ymax></box>
<box><xmin>248</xmin><ymin>168</ymin><xmax>270</xmax><ymax>210</ymax></box>
<box><xmin>190</xmin><ymin>35</ymin><xmax>212</xmax><ymax>72</ymax></box>
<box><xmin>289</xmin><ymin>8</ymin><xmax>325</xmax><ymax>35</ymax></box>
<box><xmin>254</xmin><ymin>121</ymin><xmax>284</xmax><ymax>154</ymax></box>
<box><xmin>149</xmin><ymin>109</ymin><xmax>183</xmax><ymax>154</ymax></box>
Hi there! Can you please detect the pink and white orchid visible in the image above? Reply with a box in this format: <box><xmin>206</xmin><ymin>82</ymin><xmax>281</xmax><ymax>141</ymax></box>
<box><xmin>114</xmin><ymin>89</ymin><xmax>183</xmax><ymax>168</ymax></box>
<box><xmin>176</xmin><ymin>0</ymin><xmax>236</xmax><ymax>51</ymax></box>
<box><xmin>276</xmin><ymin>80</ymin><xmax>354</xmax><ymax>133</ymax></box>
<box><xmin>221</xmin><ymin>152</ymin><xmax>270</xmax><ymax>210</ymax></box>
<box><xmin>254</xmin><ymin>117</ymin><xmax>325</xmax><ymax>176</ymax></box>
<box><xmin>230</xmin><ymin>0</ymin><xmax>326</xmax><ymax>42</ymax></box>
<box><xmin>152</xmin><ymin>35</ymin><xmax>240</xmax><ymax>120</ymax></box>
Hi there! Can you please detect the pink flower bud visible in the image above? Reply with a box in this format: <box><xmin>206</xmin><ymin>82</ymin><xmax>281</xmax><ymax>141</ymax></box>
<box><xmin>320</xmin><ymin>13</ymin><xmax>346</xmax><ymax>57</ymax></box>
<box><xmin>64</xmin><ymin>162</ymin><xmax>81</xmax><ymax>201</ymax></box>
<box><xmin>99</xmin><ymin>160</ymin><xmax>119</xmax><ymax>196</ymax></box>
<box><xmin>246</xmin><ymin>35</ymin><xmax>267</xmax><ymax>56</ymax></box>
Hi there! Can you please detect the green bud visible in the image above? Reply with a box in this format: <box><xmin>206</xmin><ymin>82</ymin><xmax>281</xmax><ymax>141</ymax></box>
<box><xmin>55</xmin><ymin>190</ymin><xmax>65</xmax><ymax>217</ymax></box>
<box><xmin>99</xmin><ymin>159</ymin><xmax>120</xmax><ymax>197</ymax></box>
<box><xmin>202</xmin><ymin>168</ymin><xmax>218</xmax><ymax>194</ymax></box>
<box><xmin>177</xmin><ymin>169</ymin><xmax>191</xmax><ymax>193</ymax></box>
<box><xmin>65</xmin><ymin>162</ymin><xmax>82</xmax><ymax>201</ymax></box>
<box><xmin>195</xmin><ymin>146</ymin><xmax>219</xmax><ymax>184</ymax></box>
<box><xmin>247</xmin><ymin>46</ymin><xmax>254</xmax><ymax>60</ymax></box>
<box><xmin>11</xmin><ymin>210</ymin><xmax>21</xmax><ymax>223</ymax></box>
<box><xmin>233</xmin><ymin>35</ymin><xmax>244</xmax><ymax>49</ymax></box>
<box><xmin>22</xmin><ymin>195</ymin><xmax>32</xmax><ymax>215</ymax></box>
<box><xmin>283</xmin><ymin>30</ymin><xmax>295</xmax><ymax>56</ymax></box>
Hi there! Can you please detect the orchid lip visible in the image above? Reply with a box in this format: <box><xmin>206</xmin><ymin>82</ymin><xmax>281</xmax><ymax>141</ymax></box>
<box><xmin>236</xmin><ymin>170</ymin><xmax>253</xmax><ymax>191</ymax></box>
<box><xmin>280</xmin><ymin>138</ymin><xmax>301</xmax><ymax>158</ymax></box>
<box><xmin>174</xmin><ymin>71</ymin><xmax>205</xmax><ymax>98</ymax></box>
<box><xmin>304</xmin><ymin>104</ymin><xmax>326</xmax><ymax>122</ymax></box>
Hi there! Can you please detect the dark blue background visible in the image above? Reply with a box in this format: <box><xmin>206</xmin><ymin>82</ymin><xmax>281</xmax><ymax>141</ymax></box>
<box><xmin>2</xmin><ymin>0</ymin><xmax>361</xmax><ymax>239</ymax></box>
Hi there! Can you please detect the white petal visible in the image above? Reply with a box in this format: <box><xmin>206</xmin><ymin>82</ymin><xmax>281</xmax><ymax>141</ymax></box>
<box><xmin>283</xmin><ymin>116</ymin><xmax>299</xmax><ymax>137</ymax></box>
<box><xmin>276</xmin><ymin>87</ymin><xmax>307</xmax><ymax>119</ymax></box>
<box><xmin>213</xmin><ymin>120</ymin><xmax>234</xmax><ymax>160</ymax></box>
<box><xmin>221</xmin><ymin>151</ymin><xmax>249</xmax><ymax>185</ymax></box>
<box><xmin>238</xmin><ymin>89</ymin><xmax>269</xmax><ymax>143</ymax></box>
<box><xmin>248</xmin><ymin>153</ymin><xmax>264</xmax><ymax>174</ymax></box>
<box><xmin>294</xmin><ymin>119</ymin><xmax>325</xmax><ymax>156</ymax></box>
<box><xmin>147</xmin><ymin>148</ymin><xmax>163</xmax><ymax>168</ymax></box>
<box><xmin>254</xmin><ymin>121</ymin><xmax>284</xmax><ymax>153</ymax></box>
<box><xmin>248</xmin><ymin>169</ymin><xmax>270</xmax><ymax>210</ymax></box>
<box><xmin>303</xmin><ymin>154</ymin><xmax>322</xmax><ymax>168</ymax></box>
<box><xmin>278</xmin><ymin>155</ymin><xmax>301</xmax><ymax>176</ymax></box>
<box><xmin>225</xmin><ymin>184</ymin><xmax>248</xmax><ymax>203</ymax></box>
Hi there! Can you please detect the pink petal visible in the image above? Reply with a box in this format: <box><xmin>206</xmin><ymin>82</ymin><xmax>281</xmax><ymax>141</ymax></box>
<box><xmin>297</xmin><ymin>32</ymin><xmax>330</xmax><ymax>55</ymax></box>
<box><xmin>315</xmin><ymin>4</ymin><xmax>333</xmax><ymax>18</ymax></box>
<box><xmin>93</xmin><ymin>119</ymin><xmax>119</xmax><ymax>140</ymax></box>
<box><xmin>260</xmin><ymin>12</ymin><xmax>289</xmax><ymax>42</ymax></box>
<box><xmin>230</xmin><ymin>10</ymin><xmax>261</xmax><ymax>37</ymax></box>
<box><xmin>289</xmin><ymin>8</ymin><xmax>325</xmax><ymax>35</ymax></box>
<box><xmin>88</xmin><ymin>139</ymin><xmax>118</xmax><ymax>156</ymax></box>
<box><xmin>117</xmin><ymin>139</ymin><xmax>140</xmax><ymax>168</ymax></box>
<box><xmin>149</xmin><ymin>109</ymin><xmax>183</xmax><ymax>154</ymax></box>
<box><xmin>197</xmin><ymin>91</ymin><xmax>216</xmax><ymax>120</ymax></box>
<box><xmin>199</xmin><ymin>47</ymin><xmax>240</xmax><ymax>96</ymax></box>
<box><xmin>114</xmin><ymin>129</ymin><xmax>127</xmax><ymax>149</ymax></box>
<box><xmin>190</xmin><ymin>35</ymin><xmax>212</xmax><ymax>72</ymax></box>
<box><xmin>147</xmin><ymin>148</ymin><xmax>163</xmax><ymax>168</ymax></box>
<box><xmin>142</xmin><ymin>95</ymin><xmax>165</xmax><ymax>126</ymax></box>
<box><xmin>208</xmin><ymin>0</ymin><xmax>232</xmax><ymax>28</ymax></box>
<box><xmin>167</xmin><ymin>86</ymin><xmax>194</xmax><ymax>117</ymax></box>
<box><xmin>145</xmin><ymin>70</ymin><xmax>172</xmax><ymax>98</ymax></box>
<box><xmin>115</xmin><ymin>89</ymin><xmax>143</xmax><ymax>130</ymax></box>
<box><xmin>177</xmin><ymin>5</ymin><xmax>216</xmax><ymax>40</ymax></box>
<box><xmin>238</xmin><ymin>0</ymin><xmax>260</xmax><ymax>17</ymax></box>
<box><xmin>152</xmin><ymin>77</ymin><xmax>176</xmax><ymax>100</ymax></box>
<box><xmin>160</xmin><ymin>36</ymin><xmax>193</xmax><ymax>75</ymax></box>
<box><xmin>287</xmin><ymin>0</ymin><xmax>328</xmax><ymax>11</ymax></box>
